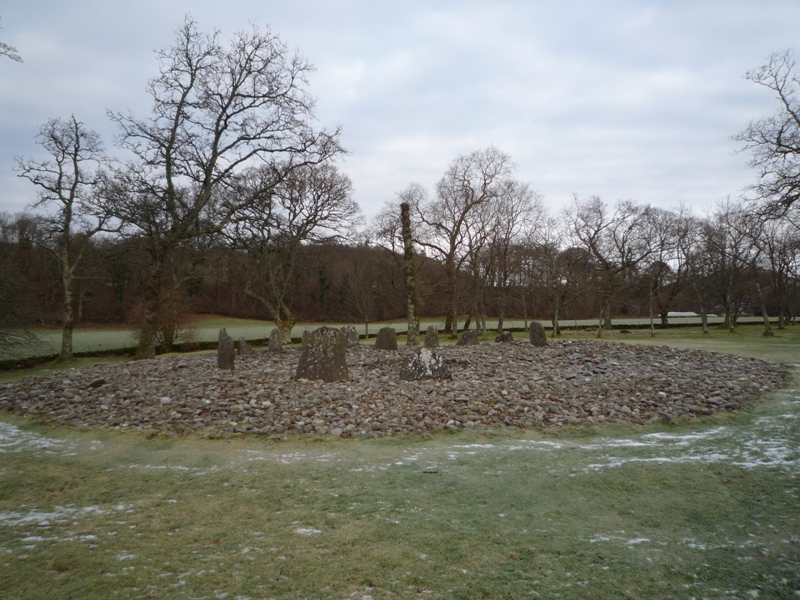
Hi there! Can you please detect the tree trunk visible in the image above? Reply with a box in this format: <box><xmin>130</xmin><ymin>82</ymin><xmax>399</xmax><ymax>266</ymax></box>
<box><xmin>136</xmin><ymin>255</ymin><xmax>166</xmax><ymax>359</ymax></box>
<box><xmin>400</xmin><ymin>202</ymin><xmax>420</xmax><ymax>346</ymax></box>
<box><xmin>648</xmin><ymin>284</ymin><xmax>655</xmax><ymax>338</ymax></box>
<box><xmin>445</xmin><ymin>259</ymin><xmax>458</xmax><ymax>337</ymax></box>
<box><xmin>754</xmin><ymin>279</ymin><xmax>773</xmax><ymax>336</ymax></box>
<box><xmin>59</xmin><ymin>267</ymin><xmax>75</xmax><ymax>362</ymax></box>
<box><xmin>551</xmin><ymin>293</ymin><xmax>561</xmax><ymax>338</ymax></box>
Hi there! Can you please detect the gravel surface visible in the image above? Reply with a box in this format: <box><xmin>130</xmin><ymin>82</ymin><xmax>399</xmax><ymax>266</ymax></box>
<box><xmin>0</xmin><ymin>340</ymin><xmax>788</xmax><ymax>438</ymax></box>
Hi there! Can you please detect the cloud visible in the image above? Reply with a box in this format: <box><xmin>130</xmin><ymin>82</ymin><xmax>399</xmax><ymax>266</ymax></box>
<box><xmin>1</xmin><ymin>0</ymin><xmax>798</xmax><ymax>222</ymax></box>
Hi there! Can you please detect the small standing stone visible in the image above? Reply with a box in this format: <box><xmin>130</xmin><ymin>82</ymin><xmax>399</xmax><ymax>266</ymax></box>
<box><xmin>495</xmin><ymin>331</ymin><xmax>514</xmax><ymax>343</ymax></box>
<box><xmin>237</xmin><ymin>336</ymin><xmax>254</xmax><ymax>355</ymax></box>
<box><xmin>456</xmin><ymin>329</ymin><xmax>479</xmax><ymax>346</ymax></box>
<box><xmin>374</xmin><ymin>327</ymin><xmax>398</xmax><ymax>351</ymax></box>
<box><xmin>400</xmin><ymin>347</ymin><xmax>452</xmax><ymax>380</ymax></box>
<box><xmin>529</xmin><ymin>322</ymin><xmax>547</xmax><ymax>347</ymax></box>
<box><xmin>268</xmin><ymin>328</ymin><xmax>285</xmax><ymax>353</ymax></box>
<box><xmin>294</xmin><ymin>326</ymin><xmax>349</xmax><ymax>382</ymax></box>
<box><xmin>340</xmin><ymin>325</ymin><xmax>360</xmax><ymax>347</ymax></box>
<box><xmin>424</xmin><ymin>325</ymin><xmax>440</xmax><ymax>349</ymax></box>
<box><xmin>217</xmin><ymin>330</ymin><xmax>235</xmax><ymax>370</ymax></box>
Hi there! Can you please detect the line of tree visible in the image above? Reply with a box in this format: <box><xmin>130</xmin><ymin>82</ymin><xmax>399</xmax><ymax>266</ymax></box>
<box><xmin>2</xmin><ymin>23</ymin><xmax>800</xmax><ymax>359</ymax></box>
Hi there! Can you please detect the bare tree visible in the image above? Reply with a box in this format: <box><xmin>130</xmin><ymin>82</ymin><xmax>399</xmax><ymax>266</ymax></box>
<box><xmin>735</xmin><ymin>50</ymin><xmax>800</xmax><ymax>219</ymax></box>
<box><xmin>0</xmin><ymin>18</ymin><xmax>22</xmax><ymax>62</ymax></box>
<box><xmin>481</xmin><ymin>180</ymin><xmax>542</xmax><ymax>332</ymax></box>
<box><xmin>15</xmin><ymin>116</ymin><xmax>109</xmax><ymax>361</ymax></box>
<box><xmin>227</xmin><ymin>162</ymin><xmax>361</xmax><ymax>338</ymax></box>
<box><xmin>701</xmin><ymin>199</ymin><xmax>756</xmax><ymax>331</ymax></box>
<box><xmin>411</xmin><ymin>147</ymin><xmax>513</xmax><ymax>335</ymax></box>
<box><xmin>641</xmin><ymin>206</ymin><xmax>692</xmax><ymax>334</ymax></box>
<box><xmin>567</xmin><ymin>196</ymin><xmax>652</xmax><ymax>336</ymax></box>
<box><xmin>106</xmin><ymin>17</ymin><xmax>342</xmax><ymax>358</ymax></box>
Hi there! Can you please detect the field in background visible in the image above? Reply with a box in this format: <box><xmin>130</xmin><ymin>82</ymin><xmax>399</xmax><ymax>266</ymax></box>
<box><xmin>0</xmin><ymin>325</ymin><xmax>798</xmax><ymax>598</ymax></box>
<box><xmin>2</xmin><ymin>314</ymin><xmax>780</xmax><ymax>361</ymax></box>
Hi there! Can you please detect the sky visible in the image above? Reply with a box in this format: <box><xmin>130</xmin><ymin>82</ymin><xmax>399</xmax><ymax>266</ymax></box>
<box><xmin>0</xmin><ymin>0</ymin><xmax>798</xmax><ymax>223</ymax></box>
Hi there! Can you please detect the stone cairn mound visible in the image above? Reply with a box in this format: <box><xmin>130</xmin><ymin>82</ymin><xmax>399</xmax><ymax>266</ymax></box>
<box><xmin>529</xmin><ymin>322</ymin><xmax>547</xmax><ymax>347</ymax></box>
<box><xmin>374</xmin><ymin>327</ymin><xmax>398</xmax><ymax>351</ymax></box>
<box><xmin>400</xmin><ymin>347</ymin><xmax>452</xmax><ymax>380</ymax></box>
<box><xmin>295</xmin><ymin>326</ymin><xmax>348</xmax><ymax>382</ymax></box>
<box><xmin>217</xmin><ymin>328</ymin><xmax>235</xmax><ymax>370</ymax></box>
<box><xmin>424</xmin><ymin>325</ymin><xmax>439</xmax><ymax>349</ymax></box>
<box><xmin>456</xmin><ymin>329</ymin><xmax>479</xmax><ymax>346</ymax></box>
<box><xmin>0</xmin><ymin>339</ymin><xmax>787</xmax><ymax>438</ymax></box>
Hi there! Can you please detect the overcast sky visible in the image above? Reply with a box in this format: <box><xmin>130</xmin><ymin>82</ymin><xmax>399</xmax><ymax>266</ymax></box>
<box><xmin>0</xmin><ymin>1</ymin><xmax>797</xmax><ymax>222</ymax></box>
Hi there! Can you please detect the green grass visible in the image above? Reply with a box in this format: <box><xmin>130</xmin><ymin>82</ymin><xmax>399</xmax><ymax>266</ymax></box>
<box><xmin>0</xmin><ymin>325</ymin><xmax>799</xmax><ymax>598</ymax></box>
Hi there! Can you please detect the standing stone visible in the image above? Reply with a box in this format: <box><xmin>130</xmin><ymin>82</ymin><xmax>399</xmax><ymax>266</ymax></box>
<box><xmin>456</xmin><ymin>329</ymin><xmax>479</xmax><ymax>346</ymax></box>
<box><xmin>529</xmin><ymin>322</ymin><xmax>547</xmax><ymax>347</ymax></box>
<box><xmin>268</xmin><ymin>328</ymin><xmax>285</xmax><ymax>353</ymax></box>
<box><xmin>217</xmin><ymin>330</ymin><xmax>235</xmax><ymax>370</ymax></box>
<box><xmin>424</xmin><ymin>325</ymin><xmax>440</xmax><ymax>349</ymax></box>
<box><xmin>341</xmin><ymin>325</ymin><xmax>360</xmax><ymax>347</ymax></box>
<box><xmin>237</xmin><ymin>336</ymin><xmax>254</xmax><ymax>356</ymax></box>
<box><xmin>294</xmin><ymin>326</ymin><xmax>349</xmax><ymax>382</ymax></box>
<box><xmin>495</xmin><ymin>331</ymin><xmax>514</xmax><ymax>343</ymax></box>
<box><xmin>400</xmin><ymin>347</ymin><xmax>452</xmax><ymax>380</ymax></box>
<box><xmin>374</xmin><ymin>327</ymin><xmax>398</xmax><ymax>351</ymax></box>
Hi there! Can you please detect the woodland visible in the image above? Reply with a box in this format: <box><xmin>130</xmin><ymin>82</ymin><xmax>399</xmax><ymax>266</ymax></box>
<box><xmin>2</xmin><ymin>20</ymin><xmax>799</xmax><ymax>361</ymax></box>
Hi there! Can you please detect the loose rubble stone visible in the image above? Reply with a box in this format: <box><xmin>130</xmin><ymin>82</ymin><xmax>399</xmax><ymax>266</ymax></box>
<box><xmin>457</xmin><ymin>329</ymin><xmax>479</xmax><ymax>346</ymax></box>
<box><xmin>374</xmin><ymin>327</ymin><xmax>398</xmax><ymax>351</ymax></box>
<box><xmin>495</xmin><ymin>331</ymin><xmax>514</xmax><ymax>343</ymax></box>
<box><xmin>400</xmin><ymin>348</ymin><xmax>452</xmax><ymax>380</ymax></box>
<box><xmin>217</xmin><ymin>329</ymin><xmax>235</xmax><ymax>370</ymax></box>
<box><xmin>0</xmin><ymin>340</ymin><xmax>787</xmax><ymax>439</ymax></box>
<box><xmin>341</xmin><ymin>325</ymin><xmax>360</xmax><ymax>347</ymax></box>
<box><xmin>529</xmin><ymin>322</ymin><xmax>547</xmax><ymax>347</ymax></box>
<box><xmin>424</xmin><ymin>325</ymin><xmax>440</xmax><ymax>349</ymax></box>
<box><xmin>295</xmin><ymin>326</ymin><xmax>348</xmax><ymax>382</ymax></box>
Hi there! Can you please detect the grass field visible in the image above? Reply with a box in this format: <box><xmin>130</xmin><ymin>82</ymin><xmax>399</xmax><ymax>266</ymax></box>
<box><xmin>0</xmin><ymin>326</ymin><xmax>798</xmax><ymax>598</ymax></box>
<box><xmin>4</xmin><ymin>314</ymin><xmax>779</xmax><ymax>361</ymax></box>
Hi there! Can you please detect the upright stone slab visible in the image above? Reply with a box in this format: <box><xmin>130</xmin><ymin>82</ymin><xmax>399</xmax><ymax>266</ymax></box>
<box><xmin>341</xmin><ymin>325</ymin><xmax>360</xmax><ymax>347</ymax></box>
<box><xmin>495</xmin><ymin>331</ymin><xmax>514</xmax><ymax>343</ymax></box>
<box><xmin>424</xmin><ymin>325</ymin><xmax>440</xmax><ymax>349</ymax></box>
<box><xmin>294</xmin><ymin>326</ymin><xmax>349</xmax><ymax>382</ymax></box>
<box><xmin>268</xmin><ymin>328</ymin><xmax>285</xmax><ymax>353</ymax></box>
<box><xmin>400</xmin><ymin>347</ymin><xmax>452</xmax><ymax>380</ymax></box>
<box><xmin>529</xmin><ymin>322</ymin><xmax>547</xmax><ymax>347</ymax></box>
<box><xmin>217</xmin><ymin>329</ymin><xmax>235</xmax><ymax>370</ymax></box>
<box><xmin>374</xmin><ymin>327</ymin><xmax>398</xmax><ymax>351</ymax></box>
<box><xmin>456</xmin><ymin>329</ymin><xmax>479</xmax><ymax>346</ymax></box>
<box><xmin>237</xmin><ymin>336</ymin><xmax>254</xmax><ymax>356</ymax></box>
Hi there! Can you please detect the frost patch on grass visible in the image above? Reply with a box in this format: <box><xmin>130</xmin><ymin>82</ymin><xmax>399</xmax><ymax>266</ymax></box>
<box><xmin>0</xmin><ymin>505</ymin><xmax>107</xmax><ymax>528</ymax></box>
<box><xmin>627</xmin><ymin>538</ymin><xmax>650</xmax><ymax>545</ymax></box>
<box><xmin>294</xmin><ymin>527</ymin><xmax>322</xmax><ymax>536</ymax></box>
<box><xmin>0</xmin><ymin>422</ymin><xmax>74</xmax><ymax>455</ymax></box>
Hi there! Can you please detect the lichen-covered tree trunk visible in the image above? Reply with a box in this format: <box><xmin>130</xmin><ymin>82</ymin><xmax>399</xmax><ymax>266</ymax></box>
<box><xmin>444</xmin><ymin>259</ymin><xmax>458</xmax><ymax>337</ymax></box>
<box><xmin>400</xmin><ymin>202</ymin><xmax>420</xmax><ymax>346</ymax></box>
<box><xmin>135</xmin><ymin>258</ymin><xmax>166</xmax><ymax>360</ymax></box>
<box><xmin>58</xmin><ymin>266</ymin><xmax>75</xmax><ymax>362</ymax></box>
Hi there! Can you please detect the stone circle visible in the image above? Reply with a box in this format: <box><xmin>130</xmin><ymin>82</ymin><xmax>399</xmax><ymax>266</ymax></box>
<box><xmin>0</xmin><ymin>339</ymin><xmax>786</xmax><ymax>439</ymax></box>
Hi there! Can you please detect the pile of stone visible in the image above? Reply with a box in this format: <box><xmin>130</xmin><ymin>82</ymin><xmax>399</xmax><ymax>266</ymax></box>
<box><xmin>0</xmin><ymin>338</ymin><xmax>787</xmax><ymax>439</ymax></box>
